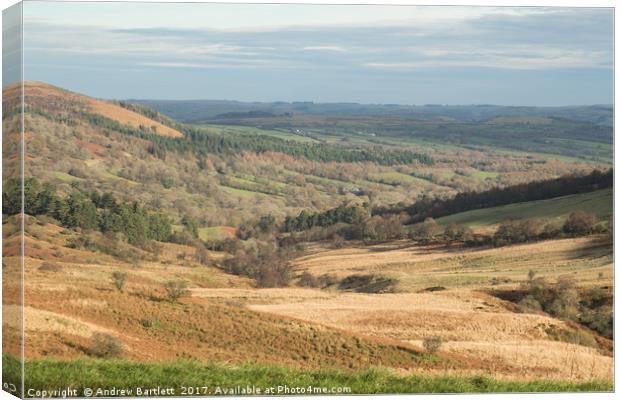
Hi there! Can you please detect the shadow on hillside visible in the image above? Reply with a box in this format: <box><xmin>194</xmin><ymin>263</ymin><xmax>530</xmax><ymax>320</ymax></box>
<box><xmin>561</xmin><ymin>236</ymin><xmax>612</xmax><ymax>260</ymax></box>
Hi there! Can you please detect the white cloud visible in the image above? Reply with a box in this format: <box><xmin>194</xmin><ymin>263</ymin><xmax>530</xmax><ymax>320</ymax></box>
<box><xmin>364</xmin><ymin>45</ymin><xmax>611</xmax><ymax>71</ymax></box>
<box><xmin>302</xmin><ymin>46</ymin><xmax>347</xmax><ymax>52</ymax></box>
<box><xmin>142</xmin><ymin>59</ymin><xmax>271</xmax><ymax>69</ymax></box>
<box><xmin>22</xmin><ymin>7</ymin><xmax>613</xmax><ymax>77</ymax></box>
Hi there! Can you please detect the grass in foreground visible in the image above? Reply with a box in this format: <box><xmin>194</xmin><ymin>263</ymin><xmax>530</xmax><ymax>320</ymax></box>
<box><xmin>2</xmin><ymin>355</ymin><xmax>612</xmax><ymax>396</ymax></box>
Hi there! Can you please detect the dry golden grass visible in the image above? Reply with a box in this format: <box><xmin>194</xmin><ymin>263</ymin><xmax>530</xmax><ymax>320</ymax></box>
<box><xmin>226</xmin><ymin>237</ymin><xmax>612</xmax><ymax>382</ymax></box>
<box><xmin>4</xmin><ymin>305</ymin><xmax>118</xmax><ymax>339</ymax></box>
<box><xmin>394</xmin><ymin>339</ymin><xmax>612</xmax><ymax>383</ymax></box>
<box><xmin>7</xmin><ymin>220</ymin><xmax>439</xmax><ymax>371</ymax></box>
<box><xmin>85</xmin><ymin>98</ymin><xmax>183</xmax><ymax>138</ymax></box>
<box><xmin>297</xmin><ymin>237</ymin><xmax>612</xmax><ymax>291</ymax></box>
<box><xmin>4</xmin><ymin>217</ymin><xmax>613</xmax><ymax>382</ymax></box>
<box><xmin>246</xmin><ymin>289</ymin><xmax>613</xmax><ymax>382</ymax></box>
<box><xmin>19</xmin><ymin>81</ymin><xmax>183</xmax><ymax>138</ymax></box>
<box><xmin>248</xmin><ymin>291</ymin><xmax>568</xmax><ymax>341</ymax></box>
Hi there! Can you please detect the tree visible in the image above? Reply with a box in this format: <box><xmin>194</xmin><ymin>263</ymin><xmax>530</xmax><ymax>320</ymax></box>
<box><xmin>257</xmin><ymin>214</ymin><xmax>277</xmax><ymax>233</ymax></box>
<box><xmin>445</xmin><ymin>224</ymin><xmax>473</xmax><ymax>242</ymax></box>
<box><xmin>563</xmin><ymin>210</ymin><xmax>598</xmax><ymax>235</ymax></box>
<box><xmin>194</xmin><ymin>247</ymin><xmax>209</xmax><ymax>266</ymax></box>
<box><xmin>362</xmin><ymin>215</ymin><xmax>403</xmax><ymax>241</ymax></box>
<box><xmin>181</xmin><ymin>215</ymin><xmax>199</xmax><ymax>238</ymax></box>
<box><xmin>222</xmin><ymin>238</ymin><xmax>295</xmax><ymax>288</ymax></box>
<box><xmin>409</xmin><ymin>218</ymin><xmax>442</xmax><ymax>242</ymax></box>
<box><xmin>111</xmin><ymin>271</ymin><xmax>127</xmax><ymax>293</ymax></box>
<box><xmin>163</xmin><ymin>280</ymin><xmax>189</xmax><ymax>302</ymax></box>
<box><xmin>493</xmin><ymin>219</ymin><xmax>542</xmax><ymax>246</ymax></box>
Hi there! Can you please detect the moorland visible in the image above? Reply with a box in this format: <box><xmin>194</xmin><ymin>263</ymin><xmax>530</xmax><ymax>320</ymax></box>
<box><xmin>2</xmin><ymin>81</ymin><xmax>614</xmax><ymax>395</ymax></box>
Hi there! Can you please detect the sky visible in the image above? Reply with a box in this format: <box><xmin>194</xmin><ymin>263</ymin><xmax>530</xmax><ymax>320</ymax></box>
<box><xmin>3</xmin><ymin>2</ymin><xmax>614</xmax><ymax>105</ymax></box>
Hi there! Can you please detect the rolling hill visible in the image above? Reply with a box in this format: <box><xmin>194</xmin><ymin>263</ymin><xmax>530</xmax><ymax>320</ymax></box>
<box><xmin>437</xmin><ymin>188</ymin><xmax>612</xmax><ymax>228</ymax></box>
<box><xmin>2</xmin><ymin>81</ymin><xmax>614</xmax><ymax>392</ymax></box>
<box><xmin>2</xmin><ymin>81</ymin><xmax>607</xmax><ymax>233</ymax></box>
<box><xmin>136</xmin><ymin>99</ymin><xmax>613</xmax><ymax>163</ymax></box>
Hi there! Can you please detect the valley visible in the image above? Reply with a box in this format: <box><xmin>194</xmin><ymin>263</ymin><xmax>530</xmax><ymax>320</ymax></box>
<box><xmin>2</xmin><ymin>81</ymin><xmax>614</xmax><ymax>394</ymax></box>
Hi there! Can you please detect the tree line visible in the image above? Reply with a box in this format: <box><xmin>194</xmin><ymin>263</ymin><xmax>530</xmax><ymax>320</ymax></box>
<box><xmin>3</xmin><ymin>177</ymin><xmax>173</xmax><ymax>245</ymax></box>
<box><xmin>375</xmin><ymin>169</ymin><xmax>612</xmax><ymax>223</ymax></box>
<box><xmin>283</xmin><ymin>204</ymin><xmax>369</xmax><ymax>232</ymax></box>
<box><xmin>80</xmin><ymin>111</ymin><xmax>434</xmax><ymax>166</ymax></box>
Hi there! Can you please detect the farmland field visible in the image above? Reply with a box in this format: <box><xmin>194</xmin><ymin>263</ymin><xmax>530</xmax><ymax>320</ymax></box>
<box><xmin>437</xmin><ymin>189</ymin><xmax>612</xmax><ymax>228</ymax></box>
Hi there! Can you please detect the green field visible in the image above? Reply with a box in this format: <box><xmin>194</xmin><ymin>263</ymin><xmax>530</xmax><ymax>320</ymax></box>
<box><xmin>368</xmin><ymin>171</ymin><xmax>435</xmax><ymax>187</ymax></box>
<box><xmin>198</xmin><ymin>124</ymin><xmax>319</xmax><ymax>144</ymax></box>
<box><xmin>221</xmin><ymin>185</ymin><xmax>260</xmax><ymax>198</ymax></box>
<box><xmin>469</xmin><ymin>170</ymin><xmax>499</xmax><ymax>180</ymax></box>
<box><xmin>3</xmin><ymin>356</ymin><xmax>611</xmax><ymax>397</ymax></box>
<box><xmin>437</xmin><ymin>188</ymin><xmax>612</xmax><ymax>227</ymax></box>
<box><xmin>49</xmin><ymin>171</ymin><xmax>83</xmax><ymax>182</ymax></box>
<box><xmin>197</xmin><ymin>226</ymin><xmax>233</xmax><ymax>241</ymax></box>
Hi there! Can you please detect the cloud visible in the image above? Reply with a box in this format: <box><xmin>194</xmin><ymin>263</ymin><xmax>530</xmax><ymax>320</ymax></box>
<box><xmin>302</xmin><ymin>46</ymin><xmax>347</xmax><ymax>52</ymax></box>
<box><xmin>138</xmin><ymin>59</ymin><xmax>279</xmax><ymax>69</ymax></box>
<box><xmin>20</xmin><ymin>6</ymin><xmax>612</xmax><ymax>104</ymax></box>
<box><xmin>24</xmin><ymin>7</ymin><xmax>612</xmax><ymax>74</ymax></box>
<box><xmin>364</xmin><ymin>46</ymin><xmax>611</xmax><ymax>71</ymax></box>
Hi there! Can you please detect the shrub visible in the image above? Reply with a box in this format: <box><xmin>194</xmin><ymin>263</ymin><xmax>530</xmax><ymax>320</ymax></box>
<box><xmin>338</xmin><ymin>274</ymin><xmax>398</xmax><ymax>293</ymax></box>
<box><xmin>331</xmin><ymin>234</ymin><xmax>345</xmax><ymax>249</ymax></box>
<box><xmin>581</xmin><ymin>307</ymin><xmax>613</xmax><ymax>339</ymax></box>
<box><xmin>222</xmin><ymin>238</ymin><xmax>294</xmax><ymax>288</ymax></box>
<box><xmin>527</xmin><ymin>269</ymin><xmax>537</xmax><ymax>282</ymax></box>
<box><xmin>298</xmin><ymin>271</ymin><xmax>320</xmax><ymax>288</ymax></box>
<box><xmin>540</xmin><ymin>221</ymin><xmax>563</xmax><ymax>239</ymax></box>
<box><xmin>90</xmin><ymin>333</ymin><xmax>123</xmax><ymax>358</ymax></box>
<box><xmin>111</xmin><ymin>271</ymin><xmax>127</xmax><ymax>293</ymax></box>
<box><xmin>421</xmin><ymin>286</ymin><xmax>446</xmax><ymax>292</ymax></box>
<box><xmin>66</xmin><ymin>232</ymin><xmax>140</xmax><ymax>263</ymax></box>
<box><xmin>38</xmin><ymin>262</ymin><xmax>62</xmax><ymax>272</ymax></box>
<box><xmin>318</xmin><ymin>273</ymin><xmax>338</xmax><ymax>288</ymax></box>
<box><xmin>489</xmin><ymin>277</ymin><xmax>511</xmax><ymax>286</ymax></box>
<box><xmin>163</xmin><ymin>280</ymin><xmax>189</xmax><ymax>302</ymax></box>
<box><xmin>194</xmin><ymin>248</ymin><xmax>209</xmax><ymax>266</ymax></box>
<box><xmin>422</xmin><ymin>336</ymin><xmax>443</xmax><ymax>354</ymax></box>
<box><xmin>518</xmin><ymin>295</ymin><xmax>542</xmax><ymax>312</ymax></box>
<box><xmin>256</xmin><ymin>264</ymin><xmax>292</xmax><ymax>288</ymax></box>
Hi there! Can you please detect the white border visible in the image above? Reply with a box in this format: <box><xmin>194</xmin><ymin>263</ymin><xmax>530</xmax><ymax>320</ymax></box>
<box><xmin>0</xmin><ymin>1</ymin><xmax>615</xmax><ymax>400</ymax></box>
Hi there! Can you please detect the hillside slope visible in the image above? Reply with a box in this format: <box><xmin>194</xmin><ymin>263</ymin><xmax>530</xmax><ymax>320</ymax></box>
<box><xmin>2</xmin><ymin>82</ymin><xmax>613</xmax><ymax>390</ymax></box>
<box><xmin>12</xmin><ymin>81</ymin><xmax>184</xmax><ymax>138</ymax></box>
<box><xmin>4</xmin><ymin>81</ymin><xmax>607</xmax><ymax>231</ymax></box>
<box><xmin>4</xmin><ymin>216</ymin><xmax>437</xmax><ymax>371</ymax></box>
<box><xmin>437</xmin><ymin>188</ymin><xmax>612</xmax><ymax>228</ymax></box>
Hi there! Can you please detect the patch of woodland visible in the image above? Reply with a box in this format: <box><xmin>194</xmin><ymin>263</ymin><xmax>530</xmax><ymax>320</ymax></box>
<box><xmin>490</xmin><ymin>273</ymin><xmax>613</xmax><ymax>344</ymax></box>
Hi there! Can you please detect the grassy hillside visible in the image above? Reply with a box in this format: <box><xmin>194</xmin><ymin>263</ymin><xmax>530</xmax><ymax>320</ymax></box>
<box><xmin>4</xmin><ymin>356</ymin><xmax>611</xmax><ymax>395</ymax></box>
<box><xmin>3</xmin><ymin>81</ymin><xmax>614</xmax><ymax>393</ymax></box>
<box><xmin>437</xmin><ymin>188</ymin><xmax>612</xmax><ymax>228</ymax></box>
<box><xmin>5</xmin><ymin>81</ymin><xmax>609</xmax><ymax>231</ymax></box>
